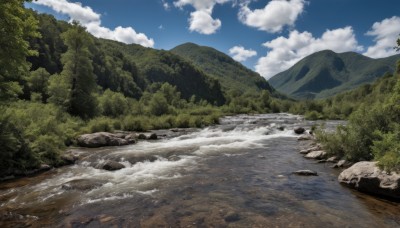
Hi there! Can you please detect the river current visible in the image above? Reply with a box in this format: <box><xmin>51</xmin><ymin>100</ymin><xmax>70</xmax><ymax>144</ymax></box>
<box><xmin>0</xmin><ymin>114</ymin><xmax>399</xmax><ymax>227</ymax></box>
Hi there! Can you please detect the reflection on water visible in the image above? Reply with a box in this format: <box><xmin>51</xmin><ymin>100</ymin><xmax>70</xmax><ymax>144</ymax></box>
<box><xmin>0</xmin><ymin>114</ymin><xmax>399</xmax><ymax>227</ymax></box>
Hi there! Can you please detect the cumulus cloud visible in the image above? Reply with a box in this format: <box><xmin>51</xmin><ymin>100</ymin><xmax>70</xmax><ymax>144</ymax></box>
<box><xmin>173</xmin><ymin>0</ymin><xmax>231</xmax><ymax>34</ymax></box>
<box><xmin>256</xmin><ymin>27</ymin><xmax>363</xmax><ymax>79</ymax></box>
<box><xmin>33</xmin><ymin>0</ymin><xmax>154</xmax><ymax>47</ymax></box>
<box><xmin>229</xmin><ymin>45</ymin><xmax>257</xmax><ymax>62</ymax></box>
<box><xmin>238</xmin><ymin>0</ymin><xmax>306</xmax><ymax>33</ymax></box>
<box><xmin>364</xmin><ymin>16</ymin><xmax>400</xmax><ymax>58</ymax></box>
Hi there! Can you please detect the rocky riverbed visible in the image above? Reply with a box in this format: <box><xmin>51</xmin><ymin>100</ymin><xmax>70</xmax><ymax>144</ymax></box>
<box><xmin>0</xmin><ymin>114</ymin><xmax>399</xmax><ymax>227</ymax></box>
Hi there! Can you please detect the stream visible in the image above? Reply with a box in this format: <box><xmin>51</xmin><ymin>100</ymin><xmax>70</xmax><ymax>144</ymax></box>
<box><xmin>0</xmin><ymin>114</ymin><xmax>399</xmax><ymax>227</ymax></box>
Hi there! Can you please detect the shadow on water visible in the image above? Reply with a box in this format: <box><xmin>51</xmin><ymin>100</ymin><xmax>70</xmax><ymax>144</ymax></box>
<box><xmin>0</xmin><ymin>114</ymin><xmax>399</xmax><ymax>227</ymax></box>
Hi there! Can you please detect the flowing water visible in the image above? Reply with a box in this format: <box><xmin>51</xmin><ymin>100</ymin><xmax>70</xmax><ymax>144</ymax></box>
<box><xmin>0</xmin><ymin>114</ymin><xmax>399</xmax><ymax>227</ymax></box>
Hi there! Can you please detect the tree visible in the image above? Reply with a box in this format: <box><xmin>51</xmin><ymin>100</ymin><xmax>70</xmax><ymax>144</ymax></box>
<box><xmin>0</xmin><ymin>0</ymin><xmax>40</xmax><ymax>101</ymax></box>
<box><xmin>49</xmin><ymin>21</ymin><xmax>97</xmax><ymax>118</ymax></box>
<box><xmin>27</xmin><ymin>68</ymin><xmax>51</xmax><ymax>102</ymax></box>
<box><xmin>149</xmin><ymin>92</ymin><xmax>170</xmax><ymax>116</ymax></box>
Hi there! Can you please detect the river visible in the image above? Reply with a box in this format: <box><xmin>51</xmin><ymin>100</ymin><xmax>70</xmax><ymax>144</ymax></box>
<box><xmin>0</xmin><ymin>114</ymin><xmax>399</xmax><ymax>227</ymax></box>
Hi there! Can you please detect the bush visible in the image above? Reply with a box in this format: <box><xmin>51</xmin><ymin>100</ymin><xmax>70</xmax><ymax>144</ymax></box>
<box><xmin>123</xmin><ymin>115</ymin><xmax>150</xmax><ymax>132</ymax></box>
<box><xmin>85</xmin><ymin>117</ymin><xmax>115</xmax><ymax>133</ymax></box>
<box><xmin>372</xmin><ymin>127</ymin><xmax>400</xmax><ymax>171</ymax></box>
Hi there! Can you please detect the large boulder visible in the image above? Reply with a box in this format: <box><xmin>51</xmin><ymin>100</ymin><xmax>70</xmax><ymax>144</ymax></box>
<box><xmin>338</xmin><ymin>161</ymin><xmax>400</xmax><ymax>200</ymax></box>
<box><xmin>77</xmin><ymin>132</ymin><xmax>134</xmax><ymax>148</ymax></box>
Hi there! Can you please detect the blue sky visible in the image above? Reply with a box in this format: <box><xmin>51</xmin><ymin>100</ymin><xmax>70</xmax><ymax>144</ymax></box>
<box><xmin>27</xmin><ymin>0</ymin><xmax>400</xmax><ymax>79</ymax></box>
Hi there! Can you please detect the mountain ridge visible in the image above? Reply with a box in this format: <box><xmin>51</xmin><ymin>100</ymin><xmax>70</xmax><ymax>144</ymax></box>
<box><xmin>171</xmin><ymin>42</ymin><xmax>278</xmax><ymax>96</ymax></box>
<box><xmin>269</xmin><ymin>50</ymin><xmax>400</xmax><ymax>99</ymax></box>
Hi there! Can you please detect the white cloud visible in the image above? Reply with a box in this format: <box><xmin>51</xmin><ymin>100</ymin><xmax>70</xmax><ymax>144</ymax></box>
<box><xmin>238</xmin><ymin>0</ymin><xmax>306</xmax><ymax>33</ymax></box>
<box><xmin>173</xmin><ymin>0</ymin><xmax>231</xmax><ymax>34</ymax></box>
<box><xmin>256</xmin><ymin>27</ymin><xmax>362</xmax><ymax>79</ymax></box>
<box><xmin>364</xmin><ymin>16</ymin><xmax>400</xmax><ymax>58</ymax></box>
<box><xmin>229</xmin><ymin>45</ymin><xmax>257</xmax><ymax>62</ymax></box>
<box><xmin>33</xmin><ymin>0</ymin><xmax>154</xmax><ymax>47</ymax></box>
<box><xmin>162</xmin><ymin>0</ymin><xmax>171</xmax><ymax>10</ymax></box>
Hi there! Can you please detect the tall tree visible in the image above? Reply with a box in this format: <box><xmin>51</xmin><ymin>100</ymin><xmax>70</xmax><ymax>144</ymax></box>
<box><xmin>49</xmin><ymin>21</ymin><xmax>97</xmax><ymax>118</ymax></box>
<box><xmin>0</xmin><ymin>0</ymin><xmax>39</xmax><ymax>101</ymax></box>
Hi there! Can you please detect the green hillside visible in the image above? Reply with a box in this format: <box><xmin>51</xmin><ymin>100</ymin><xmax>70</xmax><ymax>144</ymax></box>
<box><xmin>171</xmin><ymin>42</ymin><xmax>277</xmax><ymax>95</ymax></box>
<box><xmin>269</xmin><ymin>50</ymin><xmax>399</xmax><ymax>99</ymax></box>
<box><xmin>28</xmin><ymin>13</ymin><xmax>226</xmax><ymax>105</ymax></box>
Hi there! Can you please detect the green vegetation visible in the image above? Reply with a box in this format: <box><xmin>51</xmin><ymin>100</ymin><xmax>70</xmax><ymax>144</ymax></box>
<box><xmin>269</xmin><ymin>50</ymin><xmax>399</xmax><ymax>99</ymax></box>
<box><xmin>316</xmin><ymin>58</ymin><xmax>400</xmax><ymax>171</ymax></box>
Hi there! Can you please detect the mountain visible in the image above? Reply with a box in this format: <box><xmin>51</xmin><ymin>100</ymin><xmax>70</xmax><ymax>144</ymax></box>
<box><xmin>28</xmin><ymin>12</ymin><xmax>225</xmax><ymax>105</ymax></box>
<box><xmin>269</xmin><ymin>50</ymin><xmax>400</xmax><ymax>99</ymax></box>
<box><xmin>171</xmin><ymin>42</ymin><xmax>277</xmax><ymax>96</ymax></box>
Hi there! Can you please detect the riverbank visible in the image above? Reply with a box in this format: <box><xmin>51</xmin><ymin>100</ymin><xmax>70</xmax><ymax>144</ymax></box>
<box><xmin>1</xmin><ymin>114</ymin><xmax>399</xmax><ymax>227</ymax></box>
<box><xmin>297</xmin><ymin>131</ymin><xmax>400</xmax><ymax>201</ymax></box>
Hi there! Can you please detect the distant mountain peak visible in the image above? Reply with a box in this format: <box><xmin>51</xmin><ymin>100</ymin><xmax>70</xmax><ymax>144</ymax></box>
<box><xmin>269</xmin><ymin>51</ymin><xmax>399</xmax><ymax>99</ymax></box>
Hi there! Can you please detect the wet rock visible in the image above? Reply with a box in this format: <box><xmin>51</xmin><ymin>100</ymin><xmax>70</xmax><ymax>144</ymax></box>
<box><xmin>299</xmin><ymin>149</ymin><xmax>311</xmax><ymax>155</ymax></box>
<box><xmin>292</xmin><ymin>170</ymin><xmax>318</xmax><ymax>176</ymax></box>
<box><xmin>338</xmin><ymin>161</ymin><xmax>400</xmax><ymax>200</ymax></box>
<box><xmin>77</xmin><ymin>132</ymin><xmax>134</xmax><ymax>148</ymax></box>
<box><xmin>326</xmin><ymin>156</ymin><xmax>339</xmax><ymax>163</ymax></box>
<box><xmin>148</xmin><ymin>133</ymin><xmax>158</xmax><ymax>140</ymax></box>
<box><xmin>138</xmin><ymin>134</ymin><xmax>147</xmax><ymax>140</ymax></box>
<box><xmin>224</xmin><ymin>211</ymin><xmax>240</xmax><ymax>222</ymax></box>
<box><xmin>305</xmin><ymin>150</ymin><xmax>327</xmax><ymax>160</ymax></box>
<box><xmin>61</xmin><ymin>179</ymin><xmax>105</xmax><ymax>191</ymax></box>
<box><xmin>60</xmin><ymin>153</ymin><xmax>79</xmax><ymax>165</ymax></box>
<box><xmin>124</xmin><ymin>133</ymin><xmax>137</xmax><ymax>144</ymax></box>
<box><xmin>294</xmin><ymin>127</ymin><xmax>305</xmax><ymax>134</ymax></box>
<box><xmin>102</xmin><ymin>161</ymin><xmax>125</xmax><ymax>171</ymax></box>
<box><xmin>277</xmin><ymin>126</ymin><xmax>285</xmax><ymax>131</ymax></box>
<box><xmin>297</xmin><ymin>135</ymin><xmax>313</xmax><ymax>141</ymax></box>
<box><xmin>333</xmin><ymin>160</ymin><xmax>353</xmax><ymax>168</ymax></box>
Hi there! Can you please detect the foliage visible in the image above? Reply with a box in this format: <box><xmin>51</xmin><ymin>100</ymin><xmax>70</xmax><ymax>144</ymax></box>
<box><xmin>0</xmin><ymin>102</ymin><xmax>82</xmax><ymax>174</ymax></box>
<box><xmin>27</xmin><ymin>67</ymin><xmax>51</xmax><ymax>102</ymax></box>
<box><xmin>0</xmin><ymin>0</ymin><xmax>40</xmax><ymax>100</ymax></box>
<box><xmin>49</xmin><ymin>22</ymin><xmax>98</xmax><ymax>118</ymax></box>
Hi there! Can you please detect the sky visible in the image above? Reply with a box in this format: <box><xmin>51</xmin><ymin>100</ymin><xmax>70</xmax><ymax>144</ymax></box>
<box><xmin>26</xmin><ymin>0</ymin><xmax>400</xmax><ymax>80</ymax></box>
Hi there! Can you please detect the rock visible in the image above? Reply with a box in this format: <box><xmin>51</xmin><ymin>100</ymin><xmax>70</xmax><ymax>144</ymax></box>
<box><xmin>224</xmin><ymin>212</ymin><xmax>240</xmax><ymax>222</ymax></box>
<box><xmin>304</xmin><ymin>150</ymin><xmax>327</xmax><ymax>159</ymax></box>
<box><xmin>333</xmin><ymin>160</ymin><xmax>353</xmax><ymax>168</ymax></box>
<box><xmin>124</xmin><ymin>133</ymin><xmax>137</xmax><ymax>144</ymax></box>
<box><xmin>60</xmin><ymin>154</ymin><xmax>79</xmax><ymax>165</ymax></box>
<box><xmin>326</xmin><ymin>156</ymin><xmax>339</xmax><ymax>163</ymax></box>
<box><xmin>299</xmin><ymin>149</ymin><xmax>311</xmax><ymax>155</ymax></box>
<box><xmin>148</xmin><ymin>133</ymin><xmax>158</xmax><ymax>140</ymax></box>
<box><xmin>338</xmin><ymin>161</ymin><xmax>400</xmax><ymax>200</ymax></box>
<box><xmin>62</xmin><ymin>179</ymin><xmax>105</xmax><ymax>191</ymax></box>
<box><xmin>277</xmin><ymin>126</ymin><xmax>285</xmax><ymax>131</ymax></box>
<box><xmin>101</xmin><ymin>161</ymin><xmax>125</xmax><ymax>171</ymax></box>
<box><xmin>77</xmin><ymin>132</ymin><xmax>134</xmax><ymax>148</ymax></box>
<box><xmin>297</xmin><ymin>135</ymin><xmax>314</xmax><ymax>141</ymax></box>
<box><xmin>138</xmin><ymin>134</ymin><xmax>147</xmax><ymax>140</ymax></box>
<box><xmin>294</xmin><ymin>127</ymin><xmax>305</xmax><ymax>134</ymax></box>
<box><xmin>292</xmin><ymin>170</ymin><xmax>318</xmax><ymax>176</ymax></box>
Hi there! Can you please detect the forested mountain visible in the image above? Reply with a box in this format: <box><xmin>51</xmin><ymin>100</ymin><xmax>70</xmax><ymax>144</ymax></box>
<box><xmin>171</xmin><ymin>42</ymin><xmax>278</xmax><ymax>96</ymax></box>
<box><xmin>27</xmin><ymin>12</ymin><xmax>225</xmax><ymax>105</ymax></box>
<box><xmin>269</xmin><ymin>50</ymin><xmax>399</xmax><ymax>99</ymax></box>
